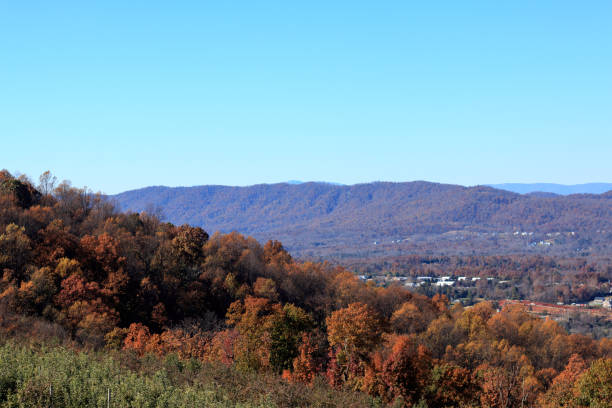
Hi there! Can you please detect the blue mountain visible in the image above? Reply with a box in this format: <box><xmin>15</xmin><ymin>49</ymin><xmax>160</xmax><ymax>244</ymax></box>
<box><xmin>488</xmin><ymin>183</ymin><xmax>612</xmax><ymax>195</ymax></box>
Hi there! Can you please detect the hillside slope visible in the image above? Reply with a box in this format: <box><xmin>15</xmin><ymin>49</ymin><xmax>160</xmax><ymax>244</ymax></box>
<box><xmin>113</xmin><ymin>182</ymin><xmax>612</xmax><ymax>258</ymax></box>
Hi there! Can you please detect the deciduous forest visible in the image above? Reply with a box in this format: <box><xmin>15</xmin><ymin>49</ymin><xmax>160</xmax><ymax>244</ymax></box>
<box><xmin>1</xmin><ymin>170</ymin><xmax>610</xmax><ymax>407</ymax></box>
<box><xmin>114</xmin><ymin>181</ymin><xmax>612</xmax><ymax>261</ymax></box>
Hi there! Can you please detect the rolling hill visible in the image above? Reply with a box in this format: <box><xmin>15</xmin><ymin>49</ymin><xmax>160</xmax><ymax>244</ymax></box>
<box><xmin>112</xmin><ymin>181</ymin><xmax>612</xmax><ymax>259</ymax></box>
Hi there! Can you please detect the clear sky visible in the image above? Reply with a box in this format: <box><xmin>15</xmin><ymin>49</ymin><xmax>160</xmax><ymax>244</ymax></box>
<box><xmin>1</xmin><ymin>1</ymin><xmax>611</xmax><ymax>194</ymax></box>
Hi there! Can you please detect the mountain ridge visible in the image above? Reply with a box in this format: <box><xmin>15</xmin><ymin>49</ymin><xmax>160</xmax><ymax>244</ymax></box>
<box><xmin>112</xmin><ymin>181</ymin><xmax>612</xmax><ymax>259</ymax></box>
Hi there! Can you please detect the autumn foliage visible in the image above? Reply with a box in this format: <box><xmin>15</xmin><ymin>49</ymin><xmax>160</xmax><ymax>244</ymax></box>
<box><xmin>0</xmin><ymin>170</ymin><xmax>610</xmax><ymax>407</ymax></box>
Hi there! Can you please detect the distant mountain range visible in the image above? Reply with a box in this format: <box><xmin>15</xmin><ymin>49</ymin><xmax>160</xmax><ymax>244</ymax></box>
<box><xmin>288</xmin><ymin>182</ymin><xmax>612</xmax><ymax>195</ymax></box>
<box><xmin>286</xmin><ymin>180</ymin><xmax>345</xmax><ymax>186</ymax></box>
<box><xmin>488</xmin><ymin>183</ymin><xmax>612</xmax><ymax>195</ymax></box>
<box><xmin>112</xmin><ymin>181</ymin><xmax>612</xmax><ymax>259</ymax></box>
<box><xmin>290</xmin><ymin>182</ymin><xmax>612</xmax><ymax>195</ymax></box>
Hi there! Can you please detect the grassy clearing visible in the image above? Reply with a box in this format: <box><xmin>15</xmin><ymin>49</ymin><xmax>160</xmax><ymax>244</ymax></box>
<box><xmin>0</xmin><ymin>341</ymin><xmax>379</xmax><ymax>408</ymax></box>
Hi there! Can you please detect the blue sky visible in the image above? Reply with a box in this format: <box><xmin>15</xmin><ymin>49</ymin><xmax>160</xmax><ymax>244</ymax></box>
<box><xmin>1</xmin><ymin>1</ymin><xmax>611</xmax><ymax>194</ymax></box>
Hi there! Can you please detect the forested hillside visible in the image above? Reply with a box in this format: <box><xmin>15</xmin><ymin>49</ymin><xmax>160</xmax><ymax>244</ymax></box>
<box><xmin>1</xmin><ymin>170</ymin><xmax>611</xmax><ymax>407</ymax></box>
<box><xmin>113</xmin><ymin>181</ymin><xmax>612</xmax><ymax>259</ymax></box>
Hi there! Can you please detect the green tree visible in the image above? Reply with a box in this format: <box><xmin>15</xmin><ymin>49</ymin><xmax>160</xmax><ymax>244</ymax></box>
<box><xmin>574</xmin><ymin>358</ymin><xmax>612</xmax><ymax>408</ymax></box>
<box><xmin>269</xmin><ymin>303</ymin><xmax>313</xmax><ymax>373</ymax></box>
